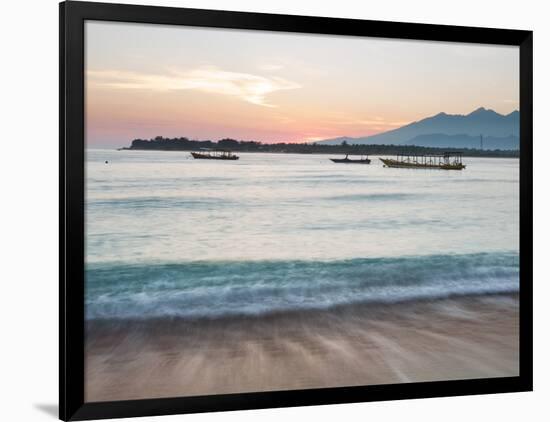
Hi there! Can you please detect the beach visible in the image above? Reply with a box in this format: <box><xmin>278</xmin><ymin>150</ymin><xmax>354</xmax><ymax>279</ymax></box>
<box><xmin>85</xmin><ymin>293</ymin><xmax>518</xmax><ymax>402</ymax></box>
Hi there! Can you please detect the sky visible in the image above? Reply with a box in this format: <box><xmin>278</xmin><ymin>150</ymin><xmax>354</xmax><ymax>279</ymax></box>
<box><xmin>85</xmin><ymin>21</ymin><xmax>519</xmax><ymax>147</ymax></box>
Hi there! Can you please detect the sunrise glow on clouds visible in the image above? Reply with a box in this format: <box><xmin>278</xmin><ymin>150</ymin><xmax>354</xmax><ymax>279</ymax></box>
<box><xmin>85</xmin><ymin>21</ymin><xmax>519</xmax><ymax>147</ymax></box>
<box><xmin>88</xmin><ymin>66</ymin><xmax>301</xmax><ymax>107</ymax></box>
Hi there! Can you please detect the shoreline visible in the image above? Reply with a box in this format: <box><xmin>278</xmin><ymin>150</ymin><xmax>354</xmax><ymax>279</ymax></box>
<box><xmin>86</xmin><ymin>289</ymin><xmax>519</xmax><ymax>325</ymax></box>
<box><xmin>85</xmin><ymin>293</ymin><xmax>519</xmax><ymax>402</ymax></box>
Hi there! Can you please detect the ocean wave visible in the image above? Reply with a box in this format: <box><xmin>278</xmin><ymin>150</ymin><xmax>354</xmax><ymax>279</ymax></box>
<box><xmin>88</xmin><ymin>196</ymin><xmax>235</xmax><ymax>210</ymax></box>
<box><xmin>86</xmin><ymin>191</ymin><xmax>415</xmax><ymax>212</ymax></box>
<box><xmin>326</xmin><ymin>193</ymin><xmax>413</xmax><ymax>201</ymax></box>
<box><xmin>85</xmin><ymin>252</ymin><xmax>519</xmax><ymax>320</ymax></box>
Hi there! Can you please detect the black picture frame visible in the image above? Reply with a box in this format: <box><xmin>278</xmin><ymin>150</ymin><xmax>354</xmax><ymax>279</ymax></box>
<box><xmin>60</xmin><ymin>1</ymin><xmax>533</xmax><ymax>420</ymax></box>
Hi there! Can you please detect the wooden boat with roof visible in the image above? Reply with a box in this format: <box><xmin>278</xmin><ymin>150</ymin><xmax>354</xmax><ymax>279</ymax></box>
<box><xmin>380</xmin><ymin>152</ymin><xmax>466</xmax><ymax>170</ymax></box>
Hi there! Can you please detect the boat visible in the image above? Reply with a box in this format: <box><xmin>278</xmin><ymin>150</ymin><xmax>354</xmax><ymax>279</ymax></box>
<box><xmin>380</xmin><ymin>152</ymin><xmax>466</xmax><ymax>170</ymax></box>
<box><xmin>330</xmin><ymin>154</ymin><xmax>371</xmax><ymax>164</ymax></box>
<box><xmin>191</xmin><ymin>149</ymin><xmax>239</xmax><ymax>160</ymax></box>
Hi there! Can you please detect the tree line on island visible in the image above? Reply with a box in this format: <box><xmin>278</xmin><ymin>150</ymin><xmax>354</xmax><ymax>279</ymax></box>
<box><xmin>121</xmin><ymin>136</ymin><xmax>519</xmax><ymax>158</ymax></box>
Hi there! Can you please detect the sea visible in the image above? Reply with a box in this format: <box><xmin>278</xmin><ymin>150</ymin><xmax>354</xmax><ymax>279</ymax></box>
<box><xmin>85</xmin><ymin>150</ymin><xmax>520</xmax><ymax>320</ymax></box>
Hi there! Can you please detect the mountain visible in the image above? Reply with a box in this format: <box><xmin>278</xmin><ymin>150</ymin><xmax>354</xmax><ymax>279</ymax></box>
<box><xmin>318</xmin><ymin>108</ymin><xmax>519</xmax><ymax>150</ymax></box>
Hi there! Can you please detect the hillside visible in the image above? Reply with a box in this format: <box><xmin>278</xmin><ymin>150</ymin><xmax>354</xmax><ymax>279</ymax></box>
<box><xmin>319</xmin><ymin>107</ymin><xmax>519</xmax><ymax>150</ymax></box>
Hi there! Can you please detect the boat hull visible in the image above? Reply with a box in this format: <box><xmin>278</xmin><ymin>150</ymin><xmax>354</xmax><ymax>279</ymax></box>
<box><xmin>379</xmin><ymin>158</ymin><xmax>465</xmax><ymax>170</ymax></box>
<box><xmin>330</xmin><ymin>158</ymin><xmax>371</xmax><ymax>164</ymax></box>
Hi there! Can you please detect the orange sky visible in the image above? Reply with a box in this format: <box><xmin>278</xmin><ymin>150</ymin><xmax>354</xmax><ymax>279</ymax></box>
<box><xmin>85</xmin><ymin>21</ymin><xmax>519</xmax><ymax>147</ymax></box>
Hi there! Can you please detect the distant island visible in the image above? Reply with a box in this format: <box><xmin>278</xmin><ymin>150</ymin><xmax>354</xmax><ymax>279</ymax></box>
<box><xmin>120</xmin><ymin>136</ymin><xmax>518</xmax><ymax>158</ymax></box>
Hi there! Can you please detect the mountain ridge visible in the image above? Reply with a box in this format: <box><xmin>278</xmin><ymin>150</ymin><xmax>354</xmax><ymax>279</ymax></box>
<box><xmin>318</xmin><ymin>107</ymin><xmax>519</xmax><ymax>150</ymax></box>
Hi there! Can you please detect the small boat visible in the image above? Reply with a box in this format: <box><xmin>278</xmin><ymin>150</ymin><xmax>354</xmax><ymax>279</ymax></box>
<box><xmin>330</xmin><ymin>154</ymin><xmax>371</xmax><ymax>164</ymax></box>
<box><xmin>380</xmin><ymin>152</ymin><xmax>466</xmax><ymax>170</ymax></box>
<box><xmin>191</xmin><ymin>149</ymin><xmax>239</xmax><ymax>160</ymax></box>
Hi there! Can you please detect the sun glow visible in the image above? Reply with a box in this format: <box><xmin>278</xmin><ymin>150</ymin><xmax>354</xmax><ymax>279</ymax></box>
<box><xmin>85</xmin><ymin>21</ymin><xmax>519</xmax><ymax>146</ymax></box>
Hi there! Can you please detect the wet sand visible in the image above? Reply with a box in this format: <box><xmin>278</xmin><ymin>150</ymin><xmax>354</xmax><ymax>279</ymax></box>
<box><xmin>85</xmin><ymin>294</ymin><xmax>519</xmax><ymax>402</ymax></box>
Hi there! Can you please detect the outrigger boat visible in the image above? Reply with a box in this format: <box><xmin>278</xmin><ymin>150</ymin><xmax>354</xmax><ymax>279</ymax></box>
<box><xmin>330</xmin><ymin>154</ymin><xmax>371</xmax><ymax>164</ymax></box>
<box><xmin>191</xmin><ymin>149</ymin><xmax>239</xmax><ymax>160</ymax></box>
<box><xmin>380</xmin><ymin>152</ymin><xmax>466</xmax><ymax>170</ymax></box>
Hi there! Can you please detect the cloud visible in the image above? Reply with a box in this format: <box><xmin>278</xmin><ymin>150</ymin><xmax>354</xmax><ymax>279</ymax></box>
<box><xmin>87</xmin><ymin>66</ymin><xmax>300</xmax><ymax>107</ymax></box>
